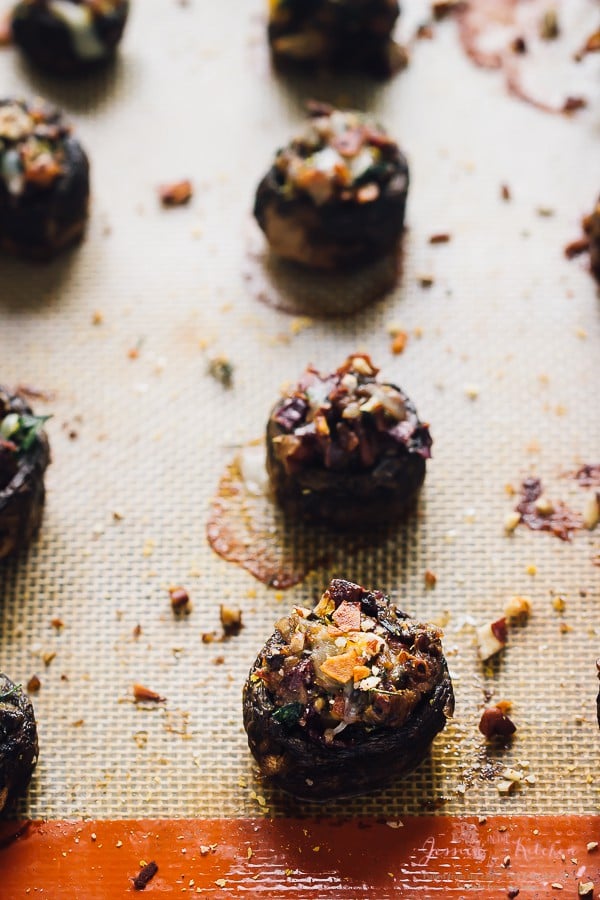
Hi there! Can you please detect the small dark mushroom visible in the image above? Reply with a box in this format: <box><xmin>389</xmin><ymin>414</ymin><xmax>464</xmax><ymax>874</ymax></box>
<box><xmin>0</xmin><ymin>387</ymin><xmax>50</xmax><ymax>559</ymax></box>
<box><xmin>0</xmin><ymin>674</ymin><xmax>39</xmax><ymax>813</ymax></box>
<box><xmin>266</xmin><ymin>354</ymin><xmax>431</xmax><ymax>529</ymax></box>
<box><xmin>267</xmin><ymin>0</ymin><xmax>403</xmax><ymax>79</ymax></box>
<box><xmin>0</xmin><ymin>98</ymin><xmax>89</xmax><ymax>259</ymax></box>
<box><xmin>254</xmin><ymin>105</ymin><xmax>409</xmax><ymax>271</ymax></box>
<box><xmin>11</xmin><ymin>0</ymin><xmax>129</xmax><ymax>75</ymax></box>
<box><xmin>243</xmin><ymin>578</ymin><xmax>454</xmax><ymax>800</ymax></box>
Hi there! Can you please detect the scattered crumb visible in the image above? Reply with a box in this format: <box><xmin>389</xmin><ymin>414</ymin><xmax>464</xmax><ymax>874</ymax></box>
<box><xmin>424</xmin><ymin>569</ymin><xmax>437</xmax><ymax>589</ymax></box>
<box><xmin>220</xmin><ymin>604</ymin><xmax>243</xmax><ymax>636</ymax></box>
<box><xmin>504</xmin><ymin>595</ymin><xmax>531</xmax><ymax>624</ymax></box>
<box><xmin>133</xmin><ymin>684</ymin><xmax>165</xmax><ymax>703</ymax></box>
<box><xmin>27</xmin><ymin>674</ymin><xmax>41</xmax><ymax>693</ymax></box>
<box><xmin>390</xmin><ymin>330</ymin><xmax>408</xmax><ymax>355</ymax></box>
<box><xmin>159</xmin><ymin>179</ymin><xmax>193</xmax><ymax>207</ymax></box>
<box><xmin>169</xmin><ymin>586</ymin><xmax>192</xmax><ymax>614</ymax></box>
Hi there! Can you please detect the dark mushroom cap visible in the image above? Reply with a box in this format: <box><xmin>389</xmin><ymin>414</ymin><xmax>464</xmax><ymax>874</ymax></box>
<box><xmin>0</xmin><ymin>674</ymin><xmax>38</xmax><ymax>813</ymax></box>
<box><xmin>0</xmin><ymin>98</ymin><xmax>90</xmax><ymax>258</ymax></box>
<box><xmin>254</xmin><ymin>106</ymin><xmax>409</xmax><ymax>269</ymax></box>
<box><xmin>266</xmin><ymin>354</ymin><xmax>431</xmax><ymax>528</ymax></box>
<box><xmin>243</xmin><ymin>578</ymin><xmax>454</xmax><ymax>799</ymax></box>
<box><xmin>0</xmin><ymin>387</ymin><xmax>51</xmax><ymax>559</ymax></box>
<box><xmin>11</xmin><ymin>0</ymin><xmax>129</xmax><ymax>74</ymax></box>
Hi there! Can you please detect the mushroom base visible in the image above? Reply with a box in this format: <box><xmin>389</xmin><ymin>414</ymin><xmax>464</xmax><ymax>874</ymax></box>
<box><xmin>267</xmin><ymin>424</ymin><xmax>426</xmax><ymax>530</ymax></box>
<box><xmin>243</xmin><ymin>635</ymin><xmax>454</xmax><ymax>801</ymax></box>
<box><xmin>0</xmin><ymin>138</ymin><xmax>89</xmax><ymax>260</ymax></box>
<box><xmin>254</xmin><ymin>168</ymin><xmax>408</xmax><ymax>271</ymax></box>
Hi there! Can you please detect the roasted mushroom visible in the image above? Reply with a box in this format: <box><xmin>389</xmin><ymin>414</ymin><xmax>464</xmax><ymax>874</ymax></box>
<box><xmin>583</xmin><ymin>197</ymin><xmax>600</xmax><ymax>283</ymax></box>
<box><xmin>243</xmin><ymin>578</ymin><xmax>454</xmax><ymax>800</ymax></box>
<box><xmin>0</xmin><ymin>675</ymin><xmax>38</xmax><ymax>814</ymax></box>
<box><xmin>267</xmin><ymin>0</ymin><xmax>404</xmax><ymax>79</ymax></box>
<box><xmin>0</xmin><ymin>99</ymin><xmax>90</xmax><ymax>259</ymax></box>
<box><xmin>254</xmin><ymin>105</ymin><xmax>409</xmax><ymax>270</ymax></box>
<box><xmin>266</xmin><ymin>354</ymin><xmax>431</xmax><ymax>529</ymax></box>
<box><xmin>11</xmin><ymin>0</ymin><xmax>129</xmax><ymax>75</ymax></box>
<box><xmin>0</xmin><ymin>387</ymin><xmax>51</xmax><ymax>559</ymax></box>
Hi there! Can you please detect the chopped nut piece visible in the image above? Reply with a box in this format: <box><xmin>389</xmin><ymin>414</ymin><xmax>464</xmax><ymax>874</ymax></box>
<box><xmin>583</xmin><ymin>493</ymin><xmax>600</xmax><ymax>531</ymax></box>
<box><xmin>551</xmin><ymin>885</ymin><xmax>564</xmax><ymax>891</ymax></box>
<box><xmin>159</xmin><ymin>179</ymin><xmax>193</xmax><ymax>207</ymax></box>
<box><xmin>479</xmin><ymin>706</ymin><xmax>516</xmax><ymax>739</ymax></box>
<box><xmin>26</xmin><ymin>674</ymin><xmax>41</xmax><ymax>693</ymax></box>
<box><xmin>507</xmin><ymin>889</ymin><xmax>520</xmax><ymax>899</ymax></box>
<box><xmin>220</xmin><ymin>604</ymin><xmax>243</xmax><ymax>636</ymax></box>
<box><xmin>564</xmin><ymin>237</ymin><xmax>590</xmax><ymax>259</ymax></box>
<box><xmin>534</xmin><ymin>495</ymin><xmax>554</xmax><ymax>516</ymax></box>
<box><xmin>169</xmin><ymin>586</ymin><xmax>192</xmax><ymax>614</ymax></box>
<box><xmin>390</xmin><ymin>331</ymin><xmax>408</xmax><ymax>355</ymax></box>
<box><xmin>418</xmin><ymin>274</ymin><xmax>435</xmax><ymax>288</ymax></box>
<box><xmin>504</xmin><ymin>511</ymin><xmax>521</xmax><ymax>534</ymax></box>
<box><xmin>578</xmin><ymin>882</ymin><xmax>594</xmax><ymax>900</ymax></box>
<box><xmin>424</xmin><ymin>569</ymin><xmax>437</xmax><ymax>589</ymax></box>
<box><xmin>587</xmin><ymin>841</ymin><xmax>598</xmax><ymax>852</ymax></box>
<box><xmin>504</xmin><ymin>595</ymin><xmax>531</xmax><ymax>625</ymax></box>
<box><xmin>476</xmin><ymin>617</ymin><xmax>507</xmax><ymax>661</ymax></box>
<box><xmin>133</xmin><ymin>684</ymin><xmax>165</xmax><ymax>703</ymax></box>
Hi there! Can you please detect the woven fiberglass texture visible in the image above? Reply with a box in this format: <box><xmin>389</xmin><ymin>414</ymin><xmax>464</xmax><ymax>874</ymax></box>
<box><xmin>0</xmin><ymin>0</ymin><xmax>599</xmax><ymax>820</ymax></box>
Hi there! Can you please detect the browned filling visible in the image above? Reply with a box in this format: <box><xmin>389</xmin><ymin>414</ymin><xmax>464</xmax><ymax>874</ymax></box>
<box><xmin>271</xmin><ymin>107</ymin><xmax>403</xmax><ymax>208</ymax></box>
<box><xmin>0</xmin><ymin>100</ymin><xmax>71</xmax><ymax>199</ymax></box>
<box><xmin>270</xmin><ymin>354</ymin><xmax>431</xmax><ymax>476</ymax></box>
<box><xmin>252</xmin><ymin>580</ymin><xmax>445</xmax><ymax>743</ymax></box>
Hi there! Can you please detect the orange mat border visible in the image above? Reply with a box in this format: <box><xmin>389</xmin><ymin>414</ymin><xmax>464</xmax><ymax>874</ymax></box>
<box><xmin>1</xmin><ymin>816</ymin><xmax>600</xmax><ymax>897</ymax></box>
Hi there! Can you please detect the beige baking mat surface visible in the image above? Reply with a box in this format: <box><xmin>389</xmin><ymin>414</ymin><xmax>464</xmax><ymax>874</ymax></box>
<box><xmin>0</xmin><ymin>0</ymin><xmax>599</xmax><ymax>821</ymax></box>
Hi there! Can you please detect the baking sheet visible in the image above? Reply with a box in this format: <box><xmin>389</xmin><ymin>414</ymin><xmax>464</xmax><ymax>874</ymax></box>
<box><xmin>0</xmin><ymin>0</ymin><xmax>599</xmax><ymax>823</ymax></box>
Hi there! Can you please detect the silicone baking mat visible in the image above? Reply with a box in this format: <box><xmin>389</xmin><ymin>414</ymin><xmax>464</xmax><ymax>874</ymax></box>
<box><xmin>0</xmin><ymin>0</ymin><xmax>600</xmax><ymax>893</ymax></box>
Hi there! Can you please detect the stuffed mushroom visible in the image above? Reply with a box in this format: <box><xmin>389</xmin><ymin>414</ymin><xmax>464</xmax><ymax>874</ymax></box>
<box><xmin>267</xmin><ymin>0</ymin><xmax>403</xmax><ymax>79</ymax></box>
<box><xmin>0</xmin><ymin>387</ymin><xmax>51</xmax><ymax>559</ymax></box>
<box><xmin>254</xmin><ymin>104</ymin><xmax>409</xmax><ymax>270</ymax></box>
<box><xmin>0</xmin><ymin>98</ymin><xmax>90</xmax><ymax>259</ymax></box>
<box><xmin>0</xmin><ymin>675</ymin><xmax>38</xmax><ymax>813</ymax></box>
<box><xmin>11</xmin><ymin>0</ymin><xmax>129</xmax><ymax>75</ymax></box>
<box><xmin>266</xmin><ymin>354</ymin><xmax>431</xmax><ymax>529</ymax></box>
<box><xmin>243</xmin><ymin>578</ymin><xmax>454</xmax><ymax>800</ymax></box>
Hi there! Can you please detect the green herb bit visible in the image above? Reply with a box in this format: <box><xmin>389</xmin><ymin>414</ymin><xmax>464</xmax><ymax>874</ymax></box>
<box><xmin>0</xmin><ymin>684</ymin><xmax>21</xmax><ymax>703</ymax></box>
<box><xmin>16</xmin><ymin>414</ymin><xmax>51</xmax><ymax>453</ymax></box>
<box><xmin>208</xmin><ymin>357</ymin><xmax>234</xmax><ymax>389</ymax></box>
<box><xmin>272</xmin><ymin>702</ymin><xmax>303</xmax><ymax>727</ymax></box>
